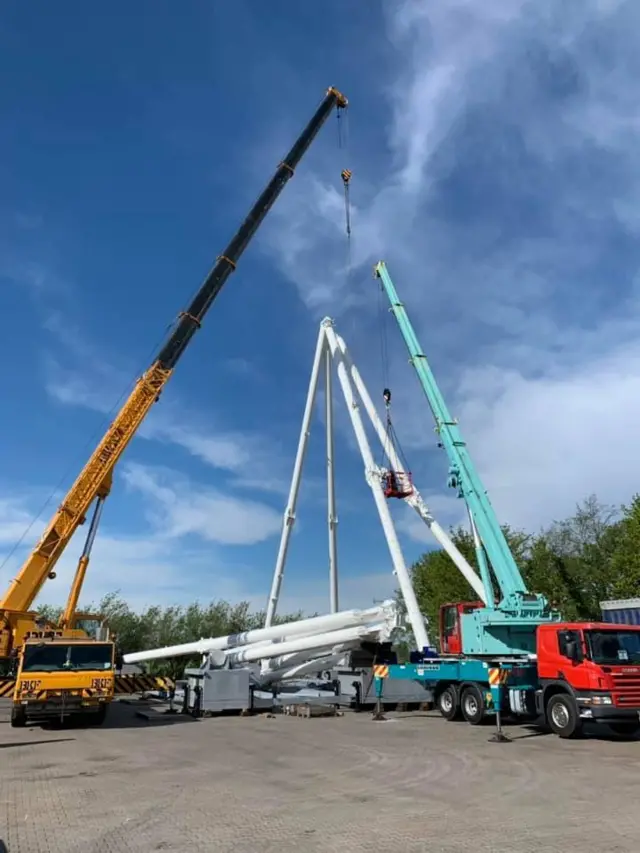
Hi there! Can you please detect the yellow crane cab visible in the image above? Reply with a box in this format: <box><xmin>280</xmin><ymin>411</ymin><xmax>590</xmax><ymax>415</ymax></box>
<box><xmin>11</xmin><ymin>629</ymin><xmax>115</xmax><ymax>728</ymax></box>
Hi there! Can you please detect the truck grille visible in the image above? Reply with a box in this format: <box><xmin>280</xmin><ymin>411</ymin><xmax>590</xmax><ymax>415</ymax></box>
<box><xmin>610</xmin><ymin>671</ymin><xmax>640</xmax><ymax>707</ymax></box>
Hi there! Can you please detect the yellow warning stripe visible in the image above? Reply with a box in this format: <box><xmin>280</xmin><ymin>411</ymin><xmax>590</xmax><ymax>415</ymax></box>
<box><xmin>488</xmin><ymin>668</ymin><xmax>510</xmax><ymax>686</ymax></box>
<box><xmin>1</xmin><ymin>675</ymin><xmax>174</xmax><ymax>698</ymax></box>
<box><xmin>114</xmin><ymin>675</ymin><xmax>175</xmax><ymax>695</ymax></box>
<box><xmin>0</xmin><ymin>678</ymin><xmax>15</xmax><ymax>698</ymax></box>
<box><xmin>373</xmin><ymin>664</ymin><xmax>389</xmax><ymax>679</ymax></box>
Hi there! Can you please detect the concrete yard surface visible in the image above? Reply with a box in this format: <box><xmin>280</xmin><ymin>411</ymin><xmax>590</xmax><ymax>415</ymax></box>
<box><xmin>0</xmin><ymin>699</ymin><xmax>639</xmax><ymax>853</ymax></box>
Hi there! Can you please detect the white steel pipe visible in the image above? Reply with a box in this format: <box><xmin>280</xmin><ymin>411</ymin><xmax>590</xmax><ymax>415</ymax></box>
<box><xmin>222</xmin><ymin>621</ymin><xmax>390</xmax><ymax>666</ymax></box>
<box><xmin>323</xmin><ymin>320</ymin><xmax>430</xmax><ymax>651</ymax></box>
<box><xmin>123</xmin><ymin>601</ymin><xmax>395</xmax><ymax>664</ymax></box>
<box><xmin>225</xmin><ymin>622</ymin><xmax>390</xmax><ymax>666</ymax></box>
<box><xmin>325</xmin><ymin>345</ymin><xmax>339</xmax><ymax>613</ymax></box>
<box><xmin>265</xmin><ymin>325</ymin><xmax>328</xmax><ymax>627</ymax></box>
<box><xmin>258</xmin><ymin>652</ymin><xmax>348</xmax><ymax>685</ymax></box>
<box><xmin>266</xmin><ymin>644</ymin><xmax>357</xmax><ymax>671</ymax></box>
<box><xmin>335</xmin><ymin>332</ymin><xmax>487</xmax><ymax>603</ymax></box>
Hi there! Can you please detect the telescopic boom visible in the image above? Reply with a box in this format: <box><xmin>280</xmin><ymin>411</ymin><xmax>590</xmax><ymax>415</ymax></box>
<box><xmin>0</xmin><ymin>87</ymin><xmax>347</xmax><ymax>617</ymax></box>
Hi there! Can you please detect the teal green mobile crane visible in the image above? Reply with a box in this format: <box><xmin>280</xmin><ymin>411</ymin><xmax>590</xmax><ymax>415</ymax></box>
<box><xmin>373</xmin><ymin>261</ymin><xmax>640</xmax><ymax>740</ymax></box>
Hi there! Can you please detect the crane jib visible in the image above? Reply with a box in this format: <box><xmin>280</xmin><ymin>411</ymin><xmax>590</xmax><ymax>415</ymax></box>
<box><xmin>0</xmin><ymin>85</ymin><xmax>347</xmax><ymax>620</ymax></box>
<box><xmin>157</xmin><ymin>87</ymin><xmax>347</xmax><ymax>371</ymax></box>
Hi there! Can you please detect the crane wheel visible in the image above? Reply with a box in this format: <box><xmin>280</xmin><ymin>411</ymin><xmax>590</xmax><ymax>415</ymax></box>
<box><xmin>10</xmin><ymin>706</ymin><xmax>27</xmax><ymax>728</ymax></box>
<box><xmin>460</xmin><ymin>684</ymin><xmax>487</xmax><ymax>725</ymax></box>
<box><xmin>436</xmin><ymin>685</ymin><xmax>462</xmax><ymax>721</ymax></box>
<box><xmin>91</xmin><ymin>704</ymin><xmax>109</xmax><ymax>726</ymax></box>
<box><xmin>546</xmin><ymin>693</ymin><xmax>583</xmax><ymax>739</ymax></box>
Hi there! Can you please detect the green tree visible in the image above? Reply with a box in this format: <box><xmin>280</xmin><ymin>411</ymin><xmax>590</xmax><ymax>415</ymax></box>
<box><xmin>531</xmin><ymin>495</ymin><xmax>622</xmax><ymax>619</ymax></box>
<box><xmin>607</xmin><ymin>494</ymin><xmax>640</xmax><ymax>600</ymax></box>
<box><xmin>408</xmin><ymin>524</ymin><xmax>530</xmax><ymax>647</ymax></box>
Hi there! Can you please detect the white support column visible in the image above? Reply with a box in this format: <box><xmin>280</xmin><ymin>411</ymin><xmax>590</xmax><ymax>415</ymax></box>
<box><xmin>334</xmin><ymin>332</ymin><xmax>487</xmax><ymax>603</ymax></box>
<box><xmin>264</xmin><ymin>325</ymin><xmax>328</xmax><ymax>628</ymax></box>
<box><xmin>322</xmin><ymin>320</ymin><xmax>430</xmax><ymax>651</ymax></box>
<box><xmin>325</xmin><ymin>346</ymin><xmax>339</xmax><ymax>613</ymax></box>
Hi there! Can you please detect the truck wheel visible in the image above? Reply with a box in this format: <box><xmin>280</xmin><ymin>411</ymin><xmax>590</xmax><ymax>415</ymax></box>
<box><xmin>461</xmin><ymin>684</ymin><xmax>486</xmax><ymax>725</ymax></box>
<box><xmin>10</xmin><ymin>706</ymin><xmax>27</xmax><ymax>728</ymax></box>
<box><xmin>93</xmin><ymin>704</ymin><xmax>109</xmax><ymax>726</ymax></box>
<box><xmin>546</xmin><ymin>693</ymin><xmax>582</xmax><ymax>739</ymax></box>
<box><xmin>437</xmin><ymin>685</ymin><xmax>461</xmax><ymax>721</ymax></box>
<box><xmin>608</xmin><ymin>722</ymin><xmax>640</xmax><ymax>738</ymax></box>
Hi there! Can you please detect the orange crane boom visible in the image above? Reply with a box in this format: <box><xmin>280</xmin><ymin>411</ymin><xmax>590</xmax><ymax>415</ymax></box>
<box><xmin>0</xmin><ymin>86</ymin><xmax>347</xmax><ymax>626</ymax></box>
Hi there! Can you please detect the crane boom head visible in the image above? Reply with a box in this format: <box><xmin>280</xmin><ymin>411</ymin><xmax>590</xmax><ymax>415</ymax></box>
<box><xmin>327</xmin><ymin>86</ymin><xmax>348</xmax><ymax>109</ymax></box>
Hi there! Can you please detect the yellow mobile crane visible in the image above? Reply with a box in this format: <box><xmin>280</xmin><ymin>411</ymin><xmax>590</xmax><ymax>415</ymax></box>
<box><xmin>0</xmin><ymin>86</ymin><xmax>348</xmax><ymax>728</ymax></box>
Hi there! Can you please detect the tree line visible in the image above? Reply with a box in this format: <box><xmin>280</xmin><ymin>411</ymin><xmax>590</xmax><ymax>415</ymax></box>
<box><xmin>410</xmin><ymin>494</ymin><xmax>640</xmax><ymax>638</ymax></box>
<box><xmin>37</xmin><ymin>493</ymin><xmax>640</xmax><ymax>674</ymax></box>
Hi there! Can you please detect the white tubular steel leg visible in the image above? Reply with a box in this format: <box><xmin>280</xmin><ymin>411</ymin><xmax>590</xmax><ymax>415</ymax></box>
<box><xmin>335</xmin><ymin>333</ymin><xmax>487</xmax><ymax>603</ymax></box>
<box><xmin>265</xmin><ymin>325</ymin><xmax>328</xmax><ymax>628</ymax></box>
<box><xmin>322</xmin><ymin>320</ymin><xmax>430</xmax><ymax>651</ymax></box>
<box><xmin>326</xmin><ymin>346</ymin><xmax>339</xmax><ymax>613</ymax></box>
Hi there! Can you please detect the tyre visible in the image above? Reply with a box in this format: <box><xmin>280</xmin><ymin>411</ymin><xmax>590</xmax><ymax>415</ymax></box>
<box><xmin>10</xmin><ymin>706</ymin><xmax>27</xmax><ymax>728</ymax></box>
<box><xmin>92</xmin><ymin>704</ymin><xmax>109</xmax><ymax>726</ymax></box>
<box><xmin>546</xmin><ymin>693</ymin><xmax>582</xmax><ymax>739</ymax></box>
<box><xmin>461</xmin><ymin>684</ymin><xmax>486</xmax><ymax>725</ymax></box>
<box><xmin>608</xmin><ymin>722</ymin><xmax>640</xmax><ymax>738</ymax></box>
<box><xmin>436</xmin><ymin>685</ymin><xmax>461</xmax><ymax>721</ymax></box>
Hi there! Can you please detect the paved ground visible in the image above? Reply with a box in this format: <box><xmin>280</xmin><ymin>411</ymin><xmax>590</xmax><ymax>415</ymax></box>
<box><xmin>0</xmin><ymin>699</ymin><xmax>638</xmax><ymax>853</ymax></box>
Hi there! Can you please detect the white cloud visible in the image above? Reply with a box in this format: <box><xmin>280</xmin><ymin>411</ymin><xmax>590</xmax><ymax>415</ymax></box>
<box><xmin>0</xmin><ymin>461</ymin><xmax>285</xmax><ymax>612</ymax></box>
<box><xmin>122</xmin><ymin>462</ymin><xmax>282</xmax><ymax>546</ymax></box>
<box><xmin>41</xmin><ymin>313</ymin><xmax>294</xmax><ymax>496</ymax></box>
<box><xmin>454</xmin><ymin>338</ymin><xmax>640</xmax><ymax>531</ymax></box>
<box><xmin>256</xmin><ymin>0</ymin><xmax>640</xmax><ymax>537</ymax></box>
<box><xmin>0</xmin><ymin>497</ymin><xmax>39</xmax><ymax>546</ymax></box>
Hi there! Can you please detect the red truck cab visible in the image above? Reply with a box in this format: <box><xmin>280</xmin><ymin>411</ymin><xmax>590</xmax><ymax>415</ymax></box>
<box><xmin>439</xmin><ymin>602</ymin><xmax>485</xmax><ymax>655</ymax></box>
<box><xmin>536</xmin><ymin>621</ymin><xmax>640</xmax><ymax>735</ymax></box>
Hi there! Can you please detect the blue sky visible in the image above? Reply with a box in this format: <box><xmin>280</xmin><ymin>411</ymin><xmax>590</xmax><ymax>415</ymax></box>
<box><xmin>2</xmin><ymin>0</ymin><xmax>640</xmax><ymax>614</ymax></box>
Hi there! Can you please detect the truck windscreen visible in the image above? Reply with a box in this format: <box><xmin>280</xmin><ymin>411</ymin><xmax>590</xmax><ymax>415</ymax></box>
<box><xmin>586</xmin><ymin>630</ymin><xmax>640</xmax><ymax>664</ymax></box>
<box><xmin>21</xmin><ymin>643</ymin><xmax>113</xmax><ymax>673</ymax></box>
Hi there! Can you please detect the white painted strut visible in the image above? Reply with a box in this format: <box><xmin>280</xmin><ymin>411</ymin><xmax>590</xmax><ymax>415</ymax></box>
<box><xmin>264</xmin><ymin>324</ymin><xmax>328</xmax><ymax>629</ymax></box>
<box><xmin>123</xmin><ymin>601</ymin><xmax>395</xmax><ymax>664</ymax></box>
<box><xmin>334</xmin><ymin>332</ymin><xmax>486</xmax><ymax>603</ymax></box>
<box><xmin>322</xmin><ymin>320</ymin><xmax>430</xmax><ymax>651</ymax></box>
<box><xmin>325</xmin><ymin>345</ymin><xmax>339</xmax><ymax>613</ymax></box>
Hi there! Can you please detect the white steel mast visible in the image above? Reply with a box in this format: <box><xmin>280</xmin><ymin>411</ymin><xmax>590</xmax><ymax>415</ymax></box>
<box><xmin>264</xmin><ymin>317</ymin><xmax>484</xmax><ymax>650</ymax></box>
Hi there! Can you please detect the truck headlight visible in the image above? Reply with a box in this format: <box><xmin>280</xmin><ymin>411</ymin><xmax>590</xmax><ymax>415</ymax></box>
<box><xmin>583</xmin><ymin>694</ymin><xmax>613</xmax><ymax>706</ymax></box>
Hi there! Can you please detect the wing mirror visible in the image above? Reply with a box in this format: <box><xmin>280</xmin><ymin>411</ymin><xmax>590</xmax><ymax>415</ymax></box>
<box><xmin>565</xmin><ymin>639</ymin><xmax>584</xmax><ymax>663</ymax></box>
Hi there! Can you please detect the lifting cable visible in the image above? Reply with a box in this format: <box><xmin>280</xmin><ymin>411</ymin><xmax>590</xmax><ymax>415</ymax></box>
<box><xmin>336</xmin><ymin>108</ymin><xmax>353</xmax><ymax>284</ymax></box>
<box><xmin>379</xmin><ymin>388</ymin><xmax>410</xmax><ymax>472</ymax></box>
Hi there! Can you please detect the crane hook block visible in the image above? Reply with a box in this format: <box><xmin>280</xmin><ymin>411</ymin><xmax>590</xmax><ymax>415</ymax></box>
<box><xmin>341</xmin><ymin>169</ymin><xmax>352</xmax><ymax>185</ymax></box>
<box><xmin>383</xmin><ymin>388</ymin><xmax>391</xmax><ymax>406</ymax></box>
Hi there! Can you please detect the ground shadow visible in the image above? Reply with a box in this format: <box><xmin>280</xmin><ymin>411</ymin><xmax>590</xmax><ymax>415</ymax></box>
<box><xmin>368</xmin><ymin>710</ymin><xmax>639</xmax><ymax>743</ymax></box>
<box><xmin>483</xmin><ymin>718</ymin><xmax>639</xmax><ymax>742</ymax></box>
<box><xmin>37</xmin><ymin>701</ymin><xmax>199</xmax><ymax>732</ymax></box>
<box><xmin>0</xmin><ymin>738</ymin><xmax>75</xmax><ymax>749</ymax></box>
